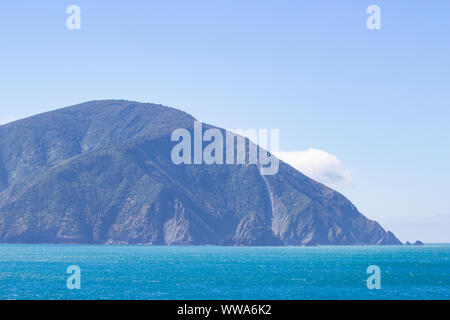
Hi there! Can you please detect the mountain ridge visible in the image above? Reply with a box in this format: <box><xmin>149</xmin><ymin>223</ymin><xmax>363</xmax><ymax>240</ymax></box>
<box><xmin>0</xmin><ymin>100</ymin><xmax>402</xmax><ymax>245</ymax></box>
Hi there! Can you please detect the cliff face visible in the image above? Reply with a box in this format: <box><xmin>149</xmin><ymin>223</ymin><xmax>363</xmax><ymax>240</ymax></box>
<box><xmin>0</xmin><ymin>100</ymin><xmax>401</xmax><ymax>245</ymax></box>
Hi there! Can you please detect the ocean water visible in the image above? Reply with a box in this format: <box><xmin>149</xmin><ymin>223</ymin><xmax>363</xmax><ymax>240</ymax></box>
<box><xmin>0</xmin><ymin>244</ymin><xmax>449</xmax><ymax>300</ymax></box>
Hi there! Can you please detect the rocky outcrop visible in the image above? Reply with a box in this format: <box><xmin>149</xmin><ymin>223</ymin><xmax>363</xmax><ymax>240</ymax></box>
<box><xmin>376</xmin><ymin>231</ymin><xmax>401</xmax><ymax>245</ymax></box>
<box><xmin>0</xmin><ymin>100</ymin><xmax>402</xmax><ymax>245</ymax></box>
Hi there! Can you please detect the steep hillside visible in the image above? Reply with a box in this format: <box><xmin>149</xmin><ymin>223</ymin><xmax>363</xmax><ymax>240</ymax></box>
<box><xmin>0</xmin><ymin>100</ymin><xmax>401</xmax><ymax>245</ymax></box>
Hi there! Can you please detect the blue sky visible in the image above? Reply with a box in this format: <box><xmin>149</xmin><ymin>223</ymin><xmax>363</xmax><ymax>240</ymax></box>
<box><xmin>1</xmin><ymin>1</ymin><xmax>449</xmax><ymax>242</ymax></box>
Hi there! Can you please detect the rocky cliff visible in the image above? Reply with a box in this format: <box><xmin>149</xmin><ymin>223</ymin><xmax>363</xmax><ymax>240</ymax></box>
<box><xmin>0</xmin><ymin>100</ymin><xmax>401</xmax><ymax>245</ymax></box>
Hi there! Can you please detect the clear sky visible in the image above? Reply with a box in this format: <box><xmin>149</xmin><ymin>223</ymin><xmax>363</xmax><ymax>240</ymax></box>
<box><xmin>1</xmin><ymin>1</ymin><xmax>449</xmax><ymax>242</ymax></box>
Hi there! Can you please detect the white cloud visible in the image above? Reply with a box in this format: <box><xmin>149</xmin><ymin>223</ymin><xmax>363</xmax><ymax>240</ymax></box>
<box><xmin>274</xmin><ymin>149</ymin><xmax>352</xmax><ymax>185</ymax></box>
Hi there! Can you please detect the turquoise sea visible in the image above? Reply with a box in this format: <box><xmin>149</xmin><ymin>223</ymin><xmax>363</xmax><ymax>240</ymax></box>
<box><xmin>0</xmin><ymin>244</ymin><xmax>449</xmax><ymax>300</ymax></box>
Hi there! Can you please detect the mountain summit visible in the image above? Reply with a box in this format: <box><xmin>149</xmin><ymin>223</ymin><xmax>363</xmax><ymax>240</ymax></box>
<box><xmin>0</xmin><ymin>100</ymin><xmax>401</xmax><ymax>245</ymax></box>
